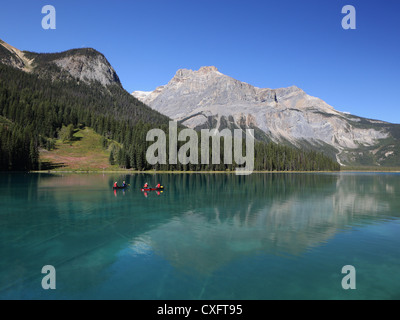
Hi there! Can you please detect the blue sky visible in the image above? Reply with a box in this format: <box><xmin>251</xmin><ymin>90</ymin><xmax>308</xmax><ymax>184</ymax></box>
<box><xmin>1</xmin><ymin>0</ymin><xmax>399</xmax><ymax>123</ymax></box>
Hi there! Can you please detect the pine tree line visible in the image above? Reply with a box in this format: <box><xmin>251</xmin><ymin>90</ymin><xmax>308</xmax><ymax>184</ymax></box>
<box><xmin>0</xmin><ymin>63</ymin><xmax>340</xmax><ymax>172</ymax></box>
<box><xmin>0</xmin><ymin>122</ymin><xmax>38</xmax><ymax>171</ymax></box>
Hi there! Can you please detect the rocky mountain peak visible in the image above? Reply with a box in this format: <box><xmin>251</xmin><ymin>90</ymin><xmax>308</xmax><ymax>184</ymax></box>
<box><xmin>0</xmin><ymin>39</ymin><xmax>34</xmax><ymax>72</ymax></box>
<box><xmin>198</xmin><ymin>66</ymin><xmax>219</xmax><ymax>73</ymax></box>
<box><xmin>49</xmin><ymin>48</ymin><xmax>121</xmax><ymax>86</ymax></box>
<box><xmin>132</xmin><ymin>67</ymin><xmax>398</xmax><ymax>166</ymax></box>
<box><xmin>173</xmin><ymin>68</ymin><xmax>191</xmax><ymax>79</ymax></box>
<box><xmin>172</xmin><ymin>66</ymin><xmax>221</xmax><ymax>82</ymax></box>
<box><xmin>0</xmin><ymin>40</ymin><xmax>121</xmax><ymax>87</ymax></box>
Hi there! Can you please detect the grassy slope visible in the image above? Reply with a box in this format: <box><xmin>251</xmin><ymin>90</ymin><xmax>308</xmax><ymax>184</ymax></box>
<box><xmin>33</xmin><ymin>124</ymin><xmax>400</xmax><ymax>173</ymax></box>
<box><xmin>40</xmin><ymin>127</ymin><xmax>120</xmax><ymax>171</ymax></box>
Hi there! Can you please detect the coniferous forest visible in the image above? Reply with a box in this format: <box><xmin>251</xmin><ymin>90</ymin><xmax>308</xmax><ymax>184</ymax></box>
<box><xmin>0</xmin><ymin>62</ymin><xmax>340</xmax><ymax>172</ymax></box>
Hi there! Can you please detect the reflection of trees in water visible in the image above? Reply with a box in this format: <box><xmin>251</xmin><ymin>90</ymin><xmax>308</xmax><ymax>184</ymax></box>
<box><xmin>1</xmin><ymin>173</ymin><xmax>399</xmax><ymax>291</ymax></box>
<box><xmin>127</xmin><ymin>172</ymin><xmax>340</xmax><ymax>213</ymax></box>
<box><xmin>0</xmin><ymin>173</ymin><xmax>141</xmax><ymax>293</ymax></box>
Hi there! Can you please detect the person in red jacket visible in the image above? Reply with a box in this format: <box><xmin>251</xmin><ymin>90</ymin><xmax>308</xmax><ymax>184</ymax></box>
<box><xmin>156</xmin><ymin>183</ymin><xmax>161</xmax><ymax>188</ymax></box>
<box><xmin>143</xmin><ymin>182</ymin><xmax>148</xmax><ymax>188</ymax></box>
<box><xmin>113</xmin><ymin>181</ymin><xmax>118</xmax><ymax>188</ymax></box>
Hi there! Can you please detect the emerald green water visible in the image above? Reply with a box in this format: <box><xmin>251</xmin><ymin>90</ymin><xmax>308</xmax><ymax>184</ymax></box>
<box><xmin>0</xmin><ymin>172</ymin><xmax>399</xmax><ymax>300</ymax></box>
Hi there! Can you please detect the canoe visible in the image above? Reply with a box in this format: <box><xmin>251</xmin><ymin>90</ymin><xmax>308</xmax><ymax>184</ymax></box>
<box><xmin>141</xmin><ymin>187</ymin><xmax>164</xmax><ymax>192</ymax></box>
<box><xmin>113</xmin><ymin>186</ymin><xmax>128</xmax><ymax>189</ymax></box>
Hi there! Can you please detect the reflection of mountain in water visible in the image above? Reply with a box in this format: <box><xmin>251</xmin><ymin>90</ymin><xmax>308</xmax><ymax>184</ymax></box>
<box><xmin>136</xmin><ymin>173</ymin><xmax>400</xmax><ymax>275</ymax></box>
<box><xmin>1</xmin><ymin>173</ymin><xmax>399</xmax><ymax>293</ymax></box>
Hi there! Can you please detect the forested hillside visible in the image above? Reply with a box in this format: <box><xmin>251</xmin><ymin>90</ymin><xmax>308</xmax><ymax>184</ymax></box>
<box><xmin>0</xmin><ymin>48</ymin><xmax>340</xmax><ymax>172</ymax></box>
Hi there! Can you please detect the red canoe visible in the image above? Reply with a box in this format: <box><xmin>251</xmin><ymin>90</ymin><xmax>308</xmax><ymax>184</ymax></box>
<box><xmin>141</xmin><ymin>187</ymin><xmax>164</xmax><ymax>192</ymax></box>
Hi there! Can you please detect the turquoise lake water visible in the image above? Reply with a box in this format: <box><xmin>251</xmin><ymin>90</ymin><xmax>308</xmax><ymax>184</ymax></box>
<box><xmin>0</xmin><ymin>172</ymin><xmax>399</xmax><ymax>300</ymax></box>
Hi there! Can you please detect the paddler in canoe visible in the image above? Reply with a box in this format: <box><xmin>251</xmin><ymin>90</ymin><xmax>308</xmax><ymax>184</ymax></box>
<box><xmin>141</xmin><ymin>182</ymin><xmax>163</xmax><ymax>192</ymax></box>
<box><xmin>113</xmin><ymin>181</ymin><xmax>128</xmax><ymax>189</ymax></box>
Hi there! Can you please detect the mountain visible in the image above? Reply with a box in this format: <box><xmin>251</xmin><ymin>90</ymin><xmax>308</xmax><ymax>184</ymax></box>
<box><xmin>0</xmin><ymin>39</ymin><xmax>340</xmax><ymax>172</ymax></box>
<box><xmin>0</xmin><ymin>39</ymin><xmax>170</xmax><ymax>123</ymax></box>
<box><xmin>0</xmin><ymin>39</ymin><xmax>170</xmax><ymax>171</ymax></box>
<box><xmin>0</xmin><ymin>39</ymin><xmax>120</xmax><ymax>87</ymax></box>
<box><xmin>132</xmin><ymin>66</ymin><xmax>400</xmax><ymax>166</ymax></box>
<box><xmin>0</xmin><ymin>39</ymin><xmax>31</xmax><ymax>70</ymax></box>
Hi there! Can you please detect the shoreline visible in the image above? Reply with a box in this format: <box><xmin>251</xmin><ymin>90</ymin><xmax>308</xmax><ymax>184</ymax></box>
<box><xmin>26</xmin><ymin>169</ymin><xmax>400</xmax><ymax>174</ymax></box>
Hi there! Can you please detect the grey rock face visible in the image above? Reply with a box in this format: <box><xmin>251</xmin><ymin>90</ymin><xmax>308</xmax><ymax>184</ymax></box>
<box><xmin>52</xmin><ymin>50</ymin><xmax>120</xmax><ymax>86</ymax></box>
<box><xmin>0</xmin><ymin>40</ymin><xmax>33</xmax><ymax>71</ymax></box>
<box><xmin>0</xmin><ymin>40</ymin><xmax>120</xmax><ymax>87</ymax></box>
<box><xmin>133</xmin><ymin>66</ymin><xmax>397</xmax><ymax>165</ymax></box>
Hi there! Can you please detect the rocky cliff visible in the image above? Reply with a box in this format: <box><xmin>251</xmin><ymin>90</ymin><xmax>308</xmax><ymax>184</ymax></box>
<box><xmin>133</xmin><ymin>66</ymin><xmax>400</xmax><ymax>166</ymax></box>
<box><xmin>0</xmin><ymin>39</ymin><xmax>121</xmax><ymax>87</ymax></box>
